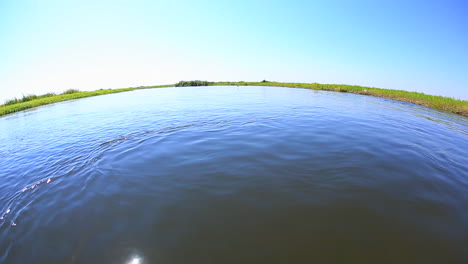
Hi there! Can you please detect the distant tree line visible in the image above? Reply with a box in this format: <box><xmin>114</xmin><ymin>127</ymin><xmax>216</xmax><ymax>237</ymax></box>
<box><xmin>175</xmin><ymin>80</ymin><xmax>213</xmax><ymax>87</ymax></box>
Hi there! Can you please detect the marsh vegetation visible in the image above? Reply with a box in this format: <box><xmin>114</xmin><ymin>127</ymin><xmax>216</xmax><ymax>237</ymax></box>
<box><xmin>1</xmin><ymin>81</ymin><xmax>466</xmax><ymax>117</ymax></box>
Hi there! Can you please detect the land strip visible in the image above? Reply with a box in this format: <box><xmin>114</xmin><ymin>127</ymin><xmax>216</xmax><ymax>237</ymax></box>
<box><xmin>213</xmin><ymin>81</ymin><xmax>468</xmax><ymax>117</ymax></box>
<box><xmin>1</xmin><ymin>81</ymin><xmax>467</xmax><ymax>117</ymax></box>
<box><xmin>0</xmin><ymin>85</ymin><xmax>172</xmax><ymax>117</ymax></box>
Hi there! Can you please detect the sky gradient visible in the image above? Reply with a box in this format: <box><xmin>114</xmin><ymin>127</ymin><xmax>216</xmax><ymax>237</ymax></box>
<box><xmin>1</xmin><ymin>0</ymin><xmax>467</xmax><ymax>102</ymax></box>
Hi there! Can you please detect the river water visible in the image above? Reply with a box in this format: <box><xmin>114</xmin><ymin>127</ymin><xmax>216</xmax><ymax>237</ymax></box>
<box><xmin>0</xmin><ymin>86</ymin><xmax>467</xmax><ymax>263</ymax></box>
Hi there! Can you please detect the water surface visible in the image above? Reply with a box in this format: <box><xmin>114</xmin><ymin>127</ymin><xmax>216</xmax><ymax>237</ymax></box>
<box><xmin>0</xmin><ymin>86</ymin><xmax>467</xmax><ymax>263</ymax></box>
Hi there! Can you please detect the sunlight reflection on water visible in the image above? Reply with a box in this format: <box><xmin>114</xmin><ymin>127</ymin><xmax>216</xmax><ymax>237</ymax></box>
<box><xmin>128</xmin><ymin>256</ymin><xmax>141</xmax><ymax>264</ymax></box>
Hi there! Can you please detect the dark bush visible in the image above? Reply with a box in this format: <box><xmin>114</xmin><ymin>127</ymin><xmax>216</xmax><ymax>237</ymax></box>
<box><xmin>62</xmin><ymin>89</ymin><xmax>80</xmax><ymax>94</ymax></box>
<box><xmin>175</xmin><ymin>80</ymin><xmax>213</xmax><ymax>87</ymax></box>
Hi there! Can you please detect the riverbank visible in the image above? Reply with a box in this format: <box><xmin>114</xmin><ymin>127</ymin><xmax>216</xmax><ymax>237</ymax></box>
<box><xmin>214</xmin><ymin>81</ymin><xmax>468</xmax><ymax>117</ymax></box>
<box><xmin>0</xmin><ymin>85</ymin><xmax>172</xmax><ymax>117</ymax></box>
<box><xmin>1</xmin><ymin>81</ymin><xmax>467</xmax><ymax>117</ymax></box>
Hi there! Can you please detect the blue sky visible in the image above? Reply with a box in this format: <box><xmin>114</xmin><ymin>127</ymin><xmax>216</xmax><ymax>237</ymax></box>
<box><xmin>1</xmin><ymin>0</ymin><xmax>467</xmax><ymax>102</ymax></box>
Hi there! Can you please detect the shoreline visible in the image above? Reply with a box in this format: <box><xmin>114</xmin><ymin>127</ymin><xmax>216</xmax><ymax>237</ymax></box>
<box><xmin>0</xmin><ymin>85</ymin><xmax>172</xmax><ymax>118</ymax></box>
<box><xmin>214</xmin><ymin>82</ymin><xmax>467</xmax><ymax>117</ymax></box>
<box><xmin>1</xmin><ymin>82</ymin><xmax>467</xmax><ymax>118</ymax></box>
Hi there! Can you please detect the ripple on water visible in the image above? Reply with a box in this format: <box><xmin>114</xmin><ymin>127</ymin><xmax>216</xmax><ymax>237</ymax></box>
<box><xmin>0</xmin><ymin>86</ymin><xmax>467</xmax><ymax>263</ymax></box>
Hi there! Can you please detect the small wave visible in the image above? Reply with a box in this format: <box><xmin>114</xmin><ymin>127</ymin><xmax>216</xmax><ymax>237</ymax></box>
<box><xmin>0</xmin><ymin>208</ymin><xmax>11</xmax><ymax>221</ymax></box>
<box><xmin>21</xmin><ymin>178</ymin><xmax>53</xmax><ymax>193</ymax></box>
<box><xmin>415</xmin><ymin>114</ymin><xmax>468</xmax><ymax>135</ymax></box>
<box><xmin>0</xmin><ymin>207</ymin><xmax>18</xmax><ymax>228</ymax></box>
<box><xmin>95</xmin><ymin>118</ymin><xmax>261</xmax><ymax>150</ymax></box>
<box><xmin>99</xmin><ymin>136</ymin><xmax>130</xmax><ymax>146</ymax></box>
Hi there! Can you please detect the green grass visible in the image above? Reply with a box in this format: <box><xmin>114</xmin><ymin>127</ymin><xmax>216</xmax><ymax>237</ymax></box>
<box><xmin>3</xmin><ymin>93</ymin><xmax>57</xmax><ymax>106</ymax></box>
<box><xmin>62</xmin><ymin>89</ymin><xmax>80</xmax><ymax>94</ymax></box>
<box><xmin>1</xmin><ymin>81</ymin><xmax>467</xmax><ymax>118</ymax></box>
<box><xmin>0</xmin><ymin>85</ymin><xmax>172</xmax><ymax>117</ymax></box>
<box><xmin>214</xmin><ymin>81</ymin><xmax>468</xmax><ymax>117</ymax></box>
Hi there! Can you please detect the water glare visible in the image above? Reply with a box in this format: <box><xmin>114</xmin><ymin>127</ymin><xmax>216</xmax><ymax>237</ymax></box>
<box><xmin>128</xmin><ymin>256</ymin><xmax>141</xmax><ymax>264</ymax></box>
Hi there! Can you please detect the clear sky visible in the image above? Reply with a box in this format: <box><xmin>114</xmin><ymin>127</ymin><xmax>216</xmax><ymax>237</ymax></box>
<box><xmin>1</xmin><ymin>0</ymin><xmax>467</xmax><ymax>102</ymax></box>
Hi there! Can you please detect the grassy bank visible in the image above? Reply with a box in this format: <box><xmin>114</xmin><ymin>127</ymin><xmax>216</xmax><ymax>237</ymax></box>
<box><xmin>1</xmin><ymin>81</ymin><xmax>467</xmax><ymax>117</ymax></box>
<box><xmin>214</xmin><ymin>81</ymin><xmax>468</xmax><ymax>117</ymax></box>
<box><xmin>0</xmin><ymin>85</ymin><xmax>172</xmax><ymax>117</ymax></box>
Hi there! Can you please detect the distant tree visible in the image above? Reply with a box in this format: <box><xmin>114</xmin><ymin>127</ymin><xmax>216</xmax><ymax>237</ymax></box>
<box><xmin>62</xmin><ymin>89</ymin><xmax>80</xmax><ymax>94</ymax></box>
<box><xmin>175</xmin><ymin>80</ymin><xmax>213</xmax><ymax>87</ymax></box>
